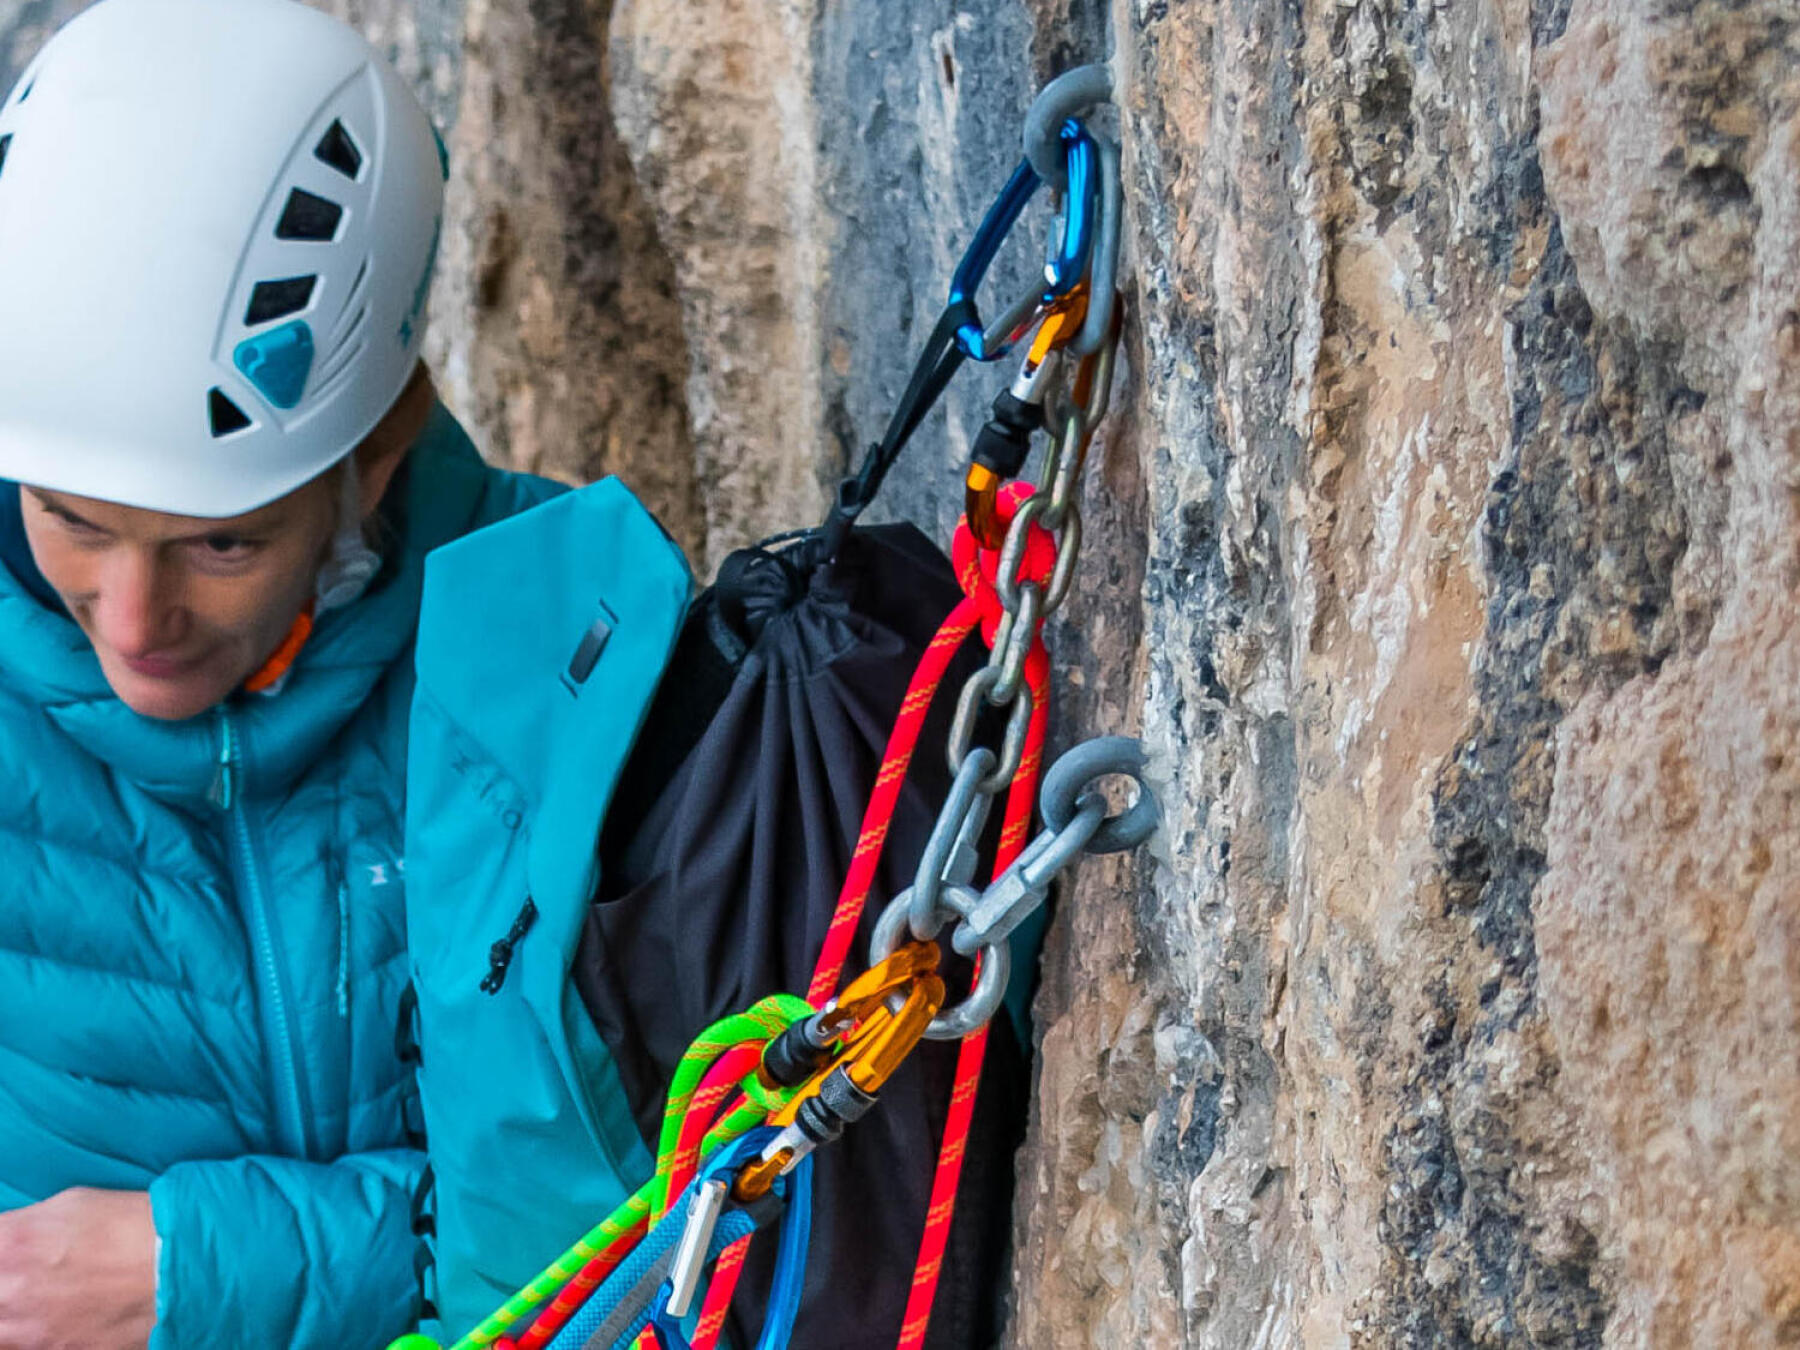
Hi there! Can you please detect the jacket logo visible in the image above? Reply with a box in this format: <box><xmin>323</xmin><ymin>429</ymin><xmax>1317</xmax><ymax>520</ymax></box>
<box><xmin>367</xmin><ymin>859</ymin><xmax>405</xmax><ymax>888</ymax></box>
<box><xmin>449</xmin><ymin>747</ymin><xmax>530</xmax><ymax>833</ymax></box>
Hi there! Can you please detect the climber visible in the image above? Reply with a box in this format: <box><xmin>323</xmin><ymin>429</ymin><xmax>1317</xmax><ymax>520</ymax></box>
<box><xmin>0</xmin><ymin>0</ymin><xmax>579</xmax><ymax>1344</ymax></box>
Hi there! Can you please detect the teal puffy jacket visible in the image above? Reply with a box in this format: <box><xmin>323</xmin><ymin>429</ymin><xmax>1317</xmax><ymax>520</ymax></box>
<box><xmin>0</xmin><ymin>406</ymin><xmax>561</xmax><ymax>1349</ymax></box>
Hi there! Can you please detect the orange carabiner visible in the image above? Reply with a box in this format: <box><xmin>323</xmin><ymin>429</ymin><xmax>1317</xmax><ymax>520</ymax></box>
<box><xmin>819</xmin><ymin>972</ymin><xmax>945</xmax><ymax>1099</ymax></box>
<box><xmin>965</xmin><ymin>283</ymin><xmax>1095</xmax><ymax>549</ymax></box>
<box><xmin>819</xmin><ymin>940</ymin><xmax>941</xmax><ymax>1035</ymax></box>
<box><xmin>1024</xmin><ymin>282</ymin><xmax>1090</xmax><ymax>366</ymax></box>
<box><xmin>735</xmin><ymin>949</ymin><xmax>946</xmax><ymax>1201</ymax></box>
<box><xmin>965</xmin><ymin>462</ymin><xmax>1006</xmax><ymax>549</ymax></box>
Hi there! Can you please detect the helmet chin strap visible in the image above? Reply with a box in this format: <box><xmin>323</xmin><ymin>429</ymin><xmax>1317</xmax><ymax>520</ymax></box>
<box><xmin>244</xmin><ymin>461</ymin><xmax>382</xmax><ymax>696</ymax></box>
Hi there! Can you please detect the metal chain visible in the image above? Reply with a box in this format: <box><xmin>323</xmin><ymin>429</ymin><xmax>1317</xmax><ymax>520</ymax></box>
<box><xmin>867</xmin><ymin>138</ymin><xmax>1137</xmax><ymax>1035</ymax></box>
<box><xmin>873</xmin><ymin>735</ymin><xmax>1157</xmax><ymax>1037</ymax></box>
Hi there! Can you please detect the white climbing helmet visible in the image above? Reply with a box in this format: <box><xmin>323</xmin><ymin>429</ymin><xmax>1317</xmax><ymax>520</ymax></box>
<box><xmin>0</xmin><ymin>0</ymin><xmax>447</xmax><ymax>518</ymax></box>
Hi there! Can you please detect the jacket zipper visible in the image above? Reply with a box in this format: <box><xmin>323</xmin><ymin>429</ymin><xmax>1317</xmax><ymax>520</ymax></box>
<box><xmin>479</xmin><ymin>897</ymin><xmax>538</xmax><ymax>994</ymax></box>
<box><xmin>214</xmin><ymin>708</ymin><xmax>311</xmax><ymax>1158</ymax></box>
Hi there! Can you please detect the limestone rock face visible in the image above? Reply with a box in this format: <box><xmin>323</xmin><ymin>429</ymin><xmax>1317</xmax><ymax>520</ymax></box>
<box><xmin>5</xmin><ymin>0</ymin><xmax>1796</xmax><ymax>1343</ymax></box>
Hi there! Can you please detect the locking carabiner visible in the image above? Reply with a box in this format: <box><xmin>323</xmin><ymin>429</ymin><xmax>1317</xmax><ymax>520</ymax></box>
<box><xmin>733</xmin><ymin>948</ymin><xmax>946</xmax><ymax>1202</ymax></box>
<box><xmin>964</xmin><ymin>283</ymin><xmax>1094</xmax><ymax>547</ymax></box>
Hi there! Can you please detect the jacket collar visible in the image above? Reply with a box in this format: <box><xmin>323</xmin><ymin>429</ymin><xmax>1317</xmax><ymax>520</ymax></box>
<box><xmin>0</xmin><ymin>404</ymin><xmax>495</xmax><ymax>805</ymax></box>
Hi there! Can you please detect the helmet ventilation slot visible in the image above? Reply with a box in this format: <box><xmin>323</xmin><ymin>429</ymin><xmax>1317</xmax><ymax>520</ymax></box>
<box><xmin>0</xmin><ymin>135</ymin><xmax>11</xmax><ymax>180</ymax></box>
<box><xmin>335</xmin><ymin>258</ymin><xmax>370</xmax><ymax>330</ymax></box>
<box><xmin>246</xmin><ymin>275</ymin><xmax>317</xmax><ymax>325</ymax></box>
<box><xmin>275</xmin><ymin>188</ymin><xmax>343</xmax><ymax>241</ymax></box>
<box><xmin>314</xmin><ymin>119</ymin><xmax>363</xmax><ymax>179</ymax></box>
<box><xmin>208</xmin><ymin>388</ymin><xmax>253</xmax><ymax>437</ymax></box>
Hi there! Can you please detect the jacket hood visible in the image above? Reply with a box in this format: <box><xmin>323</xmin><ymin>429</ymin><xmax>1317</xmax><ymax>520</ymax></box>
<box><xmin>0</xmin><ymin>403</ymin><xmax>497</xmax><ymax>805</ymax></box>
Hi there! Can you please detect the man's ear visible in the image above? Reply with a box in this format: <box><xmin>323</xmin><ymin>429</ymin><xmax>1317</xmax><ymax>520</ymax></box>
<box><xmin>354</xmin><ymin>362</ymin><xmax>435</xmax><ymax>515</ymax></box>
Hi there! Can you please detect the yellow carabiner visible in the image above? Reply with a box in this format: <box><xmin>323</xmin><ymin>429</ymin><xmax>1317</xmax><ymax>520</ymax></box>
<box><xmin>734</xmin><ymin>948</ymin><xmax>946</xmax><ymax>1200</ymax></box>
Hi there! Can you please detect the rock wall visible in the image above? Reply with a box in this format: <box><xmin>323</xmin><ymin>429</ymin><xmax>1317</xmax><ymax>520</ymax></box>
<box><xmin>6</xmin><ymin>0</ymin><xmax>1796</xmax><ymax>1343</ymax></box>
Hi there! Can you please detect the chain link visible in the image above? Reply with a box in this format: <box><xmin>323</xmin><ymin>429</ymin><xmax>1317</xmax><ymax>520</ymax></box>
<box><xmin>947</xmin><ymin>668</ymin><xmax>1034</xmax><ymax>793</ymax></box>
<box><xmin>873</xmin><ymin>735</ymin><xmax>1158</xmax><ymax>1036</ymax></box>
<box><xmin>987</xmin><ymin>582</ymin><xmax>1043</xmax><ymax>707</ymax></box>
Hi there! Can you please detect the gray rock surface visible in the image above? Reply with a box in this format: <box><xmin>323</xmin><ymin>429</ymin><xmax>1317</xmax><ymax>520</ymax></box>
<box><xmin>5</xmin><ymin>0</ymin><xmax>1796</xmax><ymax>1343</ymax></box>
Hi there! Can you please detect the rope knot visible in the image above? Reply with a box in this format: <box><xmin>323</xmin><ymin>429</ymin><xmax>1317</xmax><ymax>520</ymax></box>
<box><xmin>952</xmin><ymin>482</ymin><xmax>1057</xmax><ymax>645</ymax></box>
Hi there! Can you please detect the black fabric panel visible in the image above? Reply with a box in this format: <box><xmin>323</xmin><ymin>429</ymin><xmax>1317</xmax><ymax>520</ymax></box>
<box><xmin>576</xmin><ymin>523</ymin><xmax>1030</xmax><ymax>1348</ymax></box>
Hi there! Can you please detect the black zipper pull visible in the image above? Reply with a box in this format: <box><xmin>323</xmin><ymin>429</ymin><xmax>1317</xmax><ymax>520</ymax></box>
<box><xmin>480</xmin><ymin>897</ymin><xmax>538</xmax><ymax>994</ymax></box>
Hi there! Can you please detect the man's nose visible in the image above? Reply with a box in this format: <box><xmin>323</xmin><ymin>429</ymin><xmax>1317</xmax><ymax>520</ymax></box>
<box><xmin>92</xmin><ymin>550</ymin><xmax>186</xmax><ymax>658</ymax></box>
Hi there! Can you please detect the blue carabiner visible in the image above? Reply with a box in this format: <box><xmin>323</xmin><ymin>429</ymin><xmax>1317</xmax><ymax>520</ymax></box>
<box><xmin>649</xmin><ymin>1147</ymin><xmax>814</xmax><ymax>1350</ymax></box>
<box><xmin>947</xmin><ymin>158</ymin><xmax>1043</xmax><ymax>361</ymax></box>
<box><xmin>1042</xmin><ymin>120</ymin><xmax>1099</xmax><ymax>299</ymax></box>
<box><xmin>949</xmin><ymin>120</ymin><xmax>1102</xmax><ymax>362</ymax></box>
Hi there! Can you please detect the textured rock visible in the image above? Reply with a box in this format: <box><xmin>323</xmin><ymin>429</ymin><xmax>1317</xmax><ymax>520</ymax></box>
<box><xmin>4</xmin><ymin>0</ymin><xmax>1796</xmax><ymax>1343</ymax></box>
<box><xmin>1533</xmin><ymin>1</ymin><xmax>1800</xmax><ymax>1341</ymax></box>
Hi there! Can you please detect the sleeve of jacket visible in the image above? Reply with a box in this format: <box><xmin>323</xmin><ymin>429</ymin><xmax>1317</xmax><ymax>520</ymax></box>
<box><xmin>147</xmin><ymin>1148</ymin><xmax>421</xmax><ymax>1350</ymax></box>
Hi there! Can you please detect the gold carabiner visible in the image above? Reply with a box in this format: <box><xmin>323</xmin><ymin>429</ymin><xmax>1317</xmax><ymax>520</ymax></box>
<box><xmin>965</xmin><ymin>461</ymin><xmax>1006</xmax><ymax>550</ymax></box>
<box><xmin>735</xmin><ymin>949</ymin><xmax>946</xmax><ymax>1201</ymax></box>
<box><xmin>819</xmin><ymin>971</ymin><xmax>946</xmax><ymax>1100</ymax></box>
<box><xmin>1024</xmin><ymin>282</ymin><xmax>1090</xmax><ymax>366</ymax></box>
<box><xmin>813</xmin><ymin>940</ymin><xmax>940</xmax><ymax>1041</ymax></box>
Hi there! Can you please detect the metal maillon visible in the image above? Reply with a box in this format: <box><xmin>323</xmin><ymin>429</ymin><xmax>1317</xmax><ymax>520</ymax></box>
<box><xmin>874</xmin><ymin>732</ymin><xmax>1158</xmax><ymax>1040</ymax></box>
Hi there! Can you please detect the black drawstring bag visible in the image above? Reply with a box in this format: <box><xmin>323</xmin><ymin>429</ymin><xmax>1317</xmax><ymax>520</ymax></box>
<box><xmin>575</xmin><ymin>522</ymin><xmax>1029</xmax><ymax>1349</ymax></box>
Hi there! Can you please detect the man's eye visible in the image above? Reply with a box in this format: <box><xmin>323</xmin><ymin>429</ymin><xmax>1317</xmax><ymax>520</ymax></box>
<box><xmin>196</xmin><ymin>535</ymin><xmax>257</xmax><ymax>558</ymax></box>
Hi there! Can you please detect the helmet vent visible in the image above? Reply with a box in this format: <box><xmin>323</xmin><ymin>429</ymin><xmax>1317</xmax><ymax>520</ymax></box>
<box><xmin>338</xmin><ymin>258</ymin><xmax>370</xmax><ymax>323</ymax></box>
<box><xmin>208</xmin><ymin>387</ymin><xmax>253</xmax><ymax>438</ymax></box>
<box><xmin>15</xmin><ymin>80</ymin><xmax>30</xmax><ymax>103</ymax></box>
<box><xmin>0</xmin><ymin>135</ymin><xmax>10</xmax><ymax>180</ymax></box>
<box><xmin>275</xmin><ymin>188</ymin><xmax>343</xmax><ymax>242</ymax></box>
<box><xmin>246</xmin><ymin>275</ymin><xmax>317</xmax><ymax>325</ymax></box>
<box><xmin>314</xmin><ymin>119</ymin><xmax>363</xmax><ymax>180</ymax></box>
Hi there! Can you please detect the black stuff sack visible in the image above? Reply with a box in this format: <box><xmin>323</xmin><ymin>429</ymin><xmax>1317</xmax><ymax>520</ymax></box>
<box><xmin>576</xmin><ymin>521</ymin><xmax>1030</xmax><ymax>1349</ymax></box>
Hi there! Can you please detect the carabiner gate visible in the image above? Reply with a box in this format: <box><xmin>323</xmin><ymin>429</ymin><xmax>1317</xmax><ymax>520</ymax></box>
<box><xmin>950</xmin><ymin>120</ymin><xmax>1100</xmax><ymax>362</ymax></box>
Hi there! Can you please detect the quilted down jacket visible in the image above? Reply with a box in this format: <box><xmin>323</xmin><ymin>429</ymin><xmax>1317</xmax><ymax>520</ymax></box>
<box><xmin>0</xmin><ymin>404</ymin><xmax>560</xmax><ymax>1349</ymax></box>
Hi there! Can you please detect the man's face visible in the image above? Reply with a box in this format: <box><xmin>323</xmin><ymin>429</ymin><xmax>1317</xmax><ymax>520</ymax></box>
<box><xmin>20</xmin><ymin>479</ymin><xmax>338</xmax><ymax>721</ymax></box>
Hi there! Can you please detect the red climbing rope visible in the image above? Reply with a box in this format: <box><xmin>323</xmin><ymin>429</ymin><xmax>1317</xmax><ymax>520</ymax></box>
<box><xmin>806</xmin><ymin>598</ymin><xmax>983</xmax><ymax>1004</ymax></box>
<box><xmin>901</xmin><ymin>494</ymin><xmax>1054</xmax><ymax>1348</ymax></box>
<box><xmin>693</xmin><ymin>487</ymin><xmax>1059</xmax><ymax>1350</ymax></box>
